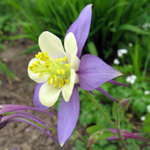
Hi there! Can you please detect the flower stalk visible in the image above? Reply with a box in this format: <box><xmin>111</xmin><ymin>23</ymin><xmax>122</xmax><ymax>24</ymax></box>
<box><xmin>86</xmin><ymin>91</ymin><xmax>128</xmax><ymax>150</ymax></box>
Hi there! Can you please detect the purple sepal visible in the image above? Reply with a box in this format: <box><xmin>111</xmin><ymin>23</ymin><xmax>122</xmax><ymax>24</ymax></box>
<box><xmin>108</xmin><ymin>80</ymin><xmax>131</xmax><ymax>86</ymax></box>
<box><xmin>33</xmin><ymin>83</ymin><xmax>49</xmax><ymax>110</ymax></box>
<box><xmin>66</xmin><ymin>4</ymin><xmax>92</xmax><ymax>58</ymax></box>
<box><xmin>58</xmin><ymin>85</ymin><xmax>80</xmax><ymax>146</ymax></box>
<box><xmin>7</xmin><ymin>118</ymin><xmax>57</xmax><ymax>141</ymax></box>
<box><xmin>107</xmin><ymin>128</ymin><xmax>150</xmax><ymax>145</ymax></box>
<box><xmin>0</xmin><ymin>104</ymin><xmax>55</xmax><ymax>117</ymax></box>
<box><xmin>0</xmin><ymin>121</ymin><xmax>7</xmax><ymax>129</ymax></box>
<box><xmin>78</xmin><ymin>54</ymin><xmax>123</xmax><ymax>91</ymax></box>
<box><xmin>95</xmin><ymin>87</ymin><xmax>118</xmax><ymax>103</ymax></box>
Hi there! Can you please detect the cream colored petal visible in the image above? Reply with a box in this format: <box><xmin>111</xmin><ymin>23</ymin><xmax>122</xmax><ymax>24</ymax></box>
<box><xmin>64</xmin><ymin>32</ymin><xmax>77</xmax><ymax>66</ymax></box>
<box><xmin>39</xmin><ymin>31</ymin><xmax>66</xmax><ymax>59</ymax></box>
<box><xmin>62</xmin><ymin>69</ymin><xmax>75</xmax><ymax>102</ymax></box>
<box><xmin>39</xmin><ymin>82</ymin><xmax>61</xmax><ymax>107</ymax></box>
<box><xmin>28</xmin><ymin>58</ymin><xmax>49</xmax><ymax>83</ymax></box>
<box><xmin>71</xmin><ymin>56</ymin><xmax>80</xmax><ymax>71</ymax></box>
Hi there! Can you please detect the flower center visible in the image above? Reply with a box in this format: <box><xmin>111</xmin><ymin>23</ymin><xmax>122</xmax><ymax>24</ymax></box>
<box><xmin>29</xmin><ymin>51</ymin><xmax>71</xmax><ymax>88</ymax></box>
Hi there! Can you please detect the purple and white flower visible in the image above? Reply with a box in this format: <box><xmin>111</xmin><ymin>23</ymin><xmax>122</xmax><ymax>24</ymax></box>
<box><xmin>27</xmin><ymin>4</ymin><xmax>127</xmax><ymax>146</ymax></box>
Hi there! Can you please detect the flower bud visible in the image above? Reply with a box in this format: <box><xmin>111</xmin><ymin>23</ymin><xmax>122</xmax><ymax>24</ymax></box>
<box><xmin>87</xmin><ymin>133</ymin><xmax>99</xmax><ymax>147</ymax></box>
<box><xmin>119</xmin><ymin>99</ymin><xmax>130</xmax><ymax>109</ymax></box>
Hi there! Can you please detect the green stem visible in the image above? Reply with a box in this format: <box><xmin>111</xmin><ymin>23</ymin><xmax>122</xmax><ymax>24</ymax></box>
<box><xmin>117</xmin><ymin>107</ymin><xmax>120</xmax><ymax>128</ymax></box>
<box><xmin>86</xmin><ymin>91</ymin><xmax>128</xmax><ymax>150</ymax></box>
<box><xmin>77</xmin><ymin>137</ymin><xmax>94</xmax><ymax>150</ymax></box>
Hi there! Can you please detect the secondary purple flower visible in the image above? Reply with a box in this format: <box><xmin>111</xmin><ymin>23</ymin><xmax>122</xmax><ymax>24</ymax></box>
<box><xmin>107</xmin><ymin>128</ymin><xmax>150</xmax><ymax>145</ymax></box>
<box><xmin>0</xmin><ymin>104</ymin><xmax>57</xmax><ymax>141</ymax></box>
<box><xmin>28</xmin><ymin>4</ymin><xmax>126</xmax><ymax>146</ymax></box>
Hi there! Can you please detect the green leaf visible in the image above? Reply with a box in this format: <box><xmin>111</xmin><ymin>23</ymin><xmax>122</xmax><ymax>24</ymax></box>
<box><xmin>20</xmin><ymin>44</ymin><xmax>39</xmax><ymax>55</ymax></box>
<box><xmin>0</xmin><ymin>61</ymin><xmax>17</xmax><ymax>80</ymax></box>
<box><xmin>87</xmin><ymin>41</ymin><xmax>98</xmax><ymax>56</ymax></box>
<box><xmin>86</xmin><ymin>124</ymin><xmax>105</xmax><ymax>135</ymax></box>
<box><xmin>0</xmin><ymin>44</ymin><xmax>8</xmax><ymax>51</ymax></box>
<box><xmin>118</xmin><ymin>24</ymin><xmax>150</xmax><ymax>35</ymax></box>
<box><xmin>112</xmin><ymin>102</ymin><xmax>124</xmax><ymax>122</ymax></box>
<box><xmin>8</xmin><ymin>34</ymin><xmax>35</xmax><ymax>40</ymax></box>
<box><xmin>112</xmin><ymin>102</ymin><xmax>118</xmax><ymax>121</ymax></box>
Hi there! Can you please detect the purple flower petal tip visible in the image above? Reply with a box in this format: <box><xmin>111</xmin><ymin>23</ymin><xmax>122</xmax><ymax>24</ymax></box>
<box><xmin>33</xmin><ymin>83</ymin><xmax>49</xmax><ymax>110</ymax></box>
<box><xmin>78</xmin><ymin>54</ymin><xmax>123</xmax><ymax>91</ymax></box>
<box><xmin>66</xmin><ymin>4</ymin><xmax>92</xmax><ymax>58</ymax></box>
<box><xmin>109</xmin><ymin>80</ymin><xmax>131</xmax><ymax>86</ymax></box>
<box><xmin>58</xmin><ymin>85</ymin><xmax>80</xmax><ymax>146</ymax></box>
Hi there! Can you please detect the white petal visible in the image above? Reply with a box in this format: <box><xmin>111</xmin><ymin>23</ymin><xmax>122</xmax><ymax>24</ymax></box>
<box><xmin>28</xmin><ymin>58</ymin><xmax>49</xmax><ymax>83</ymax></box>
<box><xmin>62</xmin><ymin>69</ymin><xmax>75</xmax><ymax>102</ymax></box>
<box><xmin>39</xmin><ymin>31</ymin><xmax>66</xmax><ymax>59</ymax></box>
<box><xmin>64</xmin><ymin>32</ymin><xmax>78</xmax><ymax>66</ymax></box>
<box><xmin>71</xmin><ymin>56</ymin><xmax>80</xmax><ymax>71</ymax></box>
<box><xmin>39</xmin><ymin>82</ymin><xmax>61</xmax><ymax>107</ymax></box>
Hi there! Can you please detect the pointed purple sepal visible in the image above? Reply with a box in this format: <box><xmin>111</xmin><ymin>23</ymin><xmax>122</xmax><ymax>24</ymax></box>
<box><xmin>108</xmin><ymin>80</ymin><xmax>130</xmax><ymax>86</ymax></box>
<box><xmin>78</xmin><ymin>54</ymin><xmax>123</xmax><ymax>91</ymax></box>
<box><xmin>66</xmin><ymin>4</ymin><xmax>92</xmax><ymax>58</ymax></box>
<box><xmin>58</xmin><ymin>85</ymin><xmax>80</xmax><ymax>146</ymax></box>
<box><xmin>95</xmin><ymin>87</ymin><xmax>118</xmax><ymax>103</ymax></box>
<box><xmin>33</xmin><ymin>83</ymin><xmax>49</xmax><ymax>110</ymax></box>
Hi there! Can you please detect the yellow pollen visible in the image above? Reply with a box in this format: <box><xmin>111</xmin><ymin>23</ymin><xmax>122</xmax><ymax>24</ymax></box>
<box><xmin>48</xmin><ymin>78</ymin><xmax>53</xmax><ymax>85</ymax></box>
<box><xmin>59</xmin><ymin>78</ymin><xmax>64</xmax><ymax>88</ymax></box>
<box><xmin>65</xmin><ymin>79</ymin><xmax>70</xmax><ymax>85</ymax></box>
<box><xmin>65</xmin><ymin>64</ymin><xmax>71</xmax><ymax>68</ymax></box>
<box><xmin>56</xmin><ymin>69</ymin><xmax>60</xmax><ymax>74</ymax></box>
<box><xmin>60</xmin><ymin>69</ymin><xmax>65</xmax><ymax>75</ymax></box>
<box><xmin>63</xmin><ymin>56</ymin><xmax>67</xmax><ymax>62</ymax></box>
<box><xmin>29</xmin><ymin>51</ymin><xmax>71</xmax><ymax>88</ymax></box>
<box><xmin>39</xmin><ymin>73</ymin><xmax>44</xmax><ymax>78</ymax></box>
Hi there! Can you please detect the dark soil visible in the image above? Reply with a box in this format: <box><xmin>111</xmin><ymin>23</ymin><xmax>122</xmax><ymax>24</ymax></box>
<box><xmin>0</xmin><ymin>40</ymin><xmax>62</xmax><ymax>150</ymax></box>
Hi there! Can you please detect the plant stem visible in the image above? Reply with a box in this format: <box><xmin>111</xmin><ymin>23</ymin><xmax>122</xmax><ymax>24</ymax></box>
<box><xmin>86</xmin><ymin>91</ymin><xmax>128</xmax><ymax>150</ymax></box>
<box><xmin>77</xmin><ymin>136</ymin><xmax>94</xmax><ymax>150</ymax></box>
<box><xmin>117</xmin><ymin>106</ymin><xmax>120</xmax><ymax>128</ymax></box>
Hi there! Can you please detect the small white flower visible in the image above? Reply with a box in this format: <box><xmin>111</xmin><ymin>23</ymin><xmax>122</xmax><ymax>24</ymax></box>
<box><xmin>128</xmin><ymin>43</ymin><xmax>133</xmax><ymax>47</ymax></box>
<box><xmin>132</xmin><ymin>75</ymin><xmax>137</xmax><ymax>80</ymax></box>
<box><xmin>145</xmin><ymin>91</ymin><xmax>150</xmax><ymax>95</ymax></box>
<box><xmin>147</xmin><ymin>105</ymin><xmax>150</xmax><ymax>112</ymax></box>
<box><xmin>113</xmin><ymin>58</ymin><xmax>120</xmax><ymax>65</ymax></box>
<box><xmin>141</xmin><ymin>116</ymin><xmax>146</xmax><ymax>121</ymax></box>
<box><xmin>126</xmin><ymin>76</ymin><xmax>132</xmax><ymax>82</ymax></box>
<box><xmin>142</xmin><ymin>22</ymin><xmax>149</xmax><ymax>30</ymax></box>
<box><xmin>117</xmin><ymin>49</ymin><xmax>128</xmax><ymax>57</ymax></box>
<box><xmin>126</xmin><ymin>75</ymin><xmax>137</xmax><ymax>84</ymax></box>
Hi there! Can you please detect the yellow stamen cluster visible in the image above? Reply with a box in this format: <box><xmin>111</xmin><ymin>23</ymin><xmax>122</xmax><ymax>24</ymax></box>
<box><xmin>29</xmin><ymin>51</ymin><xmax>71</xmax><ymax>88</ymax></box>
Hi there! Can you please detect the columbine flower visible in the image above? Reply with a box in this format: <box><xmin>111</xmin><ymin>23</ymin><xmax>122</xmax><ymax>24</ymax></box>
<box><xmin>141</xmin><ymin>116</ymin><xmax>146</xmax><ymax>121</ymax></box>
<box><xmin>107</xmin><ymin>128</ymin><xmax>150</xmax><ymax>145</ymax></box>
<box><xmin>0</xmin><ymin>104</ymin><xmax>57</xmax><ymax>141</ymax></box>
<box><xmin>126</xmin><ymin>75</ymin><xmax>137</xmax><ymax>84</ymax></box>
<box><xmin>117</xmin><ymin>49</ymin><xmax>128</xmax><ymax>57</ymax></box>
<box><xmin>28</xmin><ymin>5</ymin><xmax>128</xmax><ymax>146</ymax></box>
<box><xmin>113</xmin><ymin>58</ymin><xmax>120</xmax><ymax>65</ymax></box>
<box><xmin>145</xmin><ymin>91</ymin><xmax>150</xmax><ymax>95</ymax></box>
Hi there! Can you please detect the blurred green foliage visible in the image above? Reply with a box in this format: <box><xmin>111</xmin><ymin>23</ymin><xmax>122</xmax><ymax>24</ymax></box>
<box><xmin>5</xmin><ymin>0</ymin><xmax>150</xmax><ymax>56</ymax></box>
